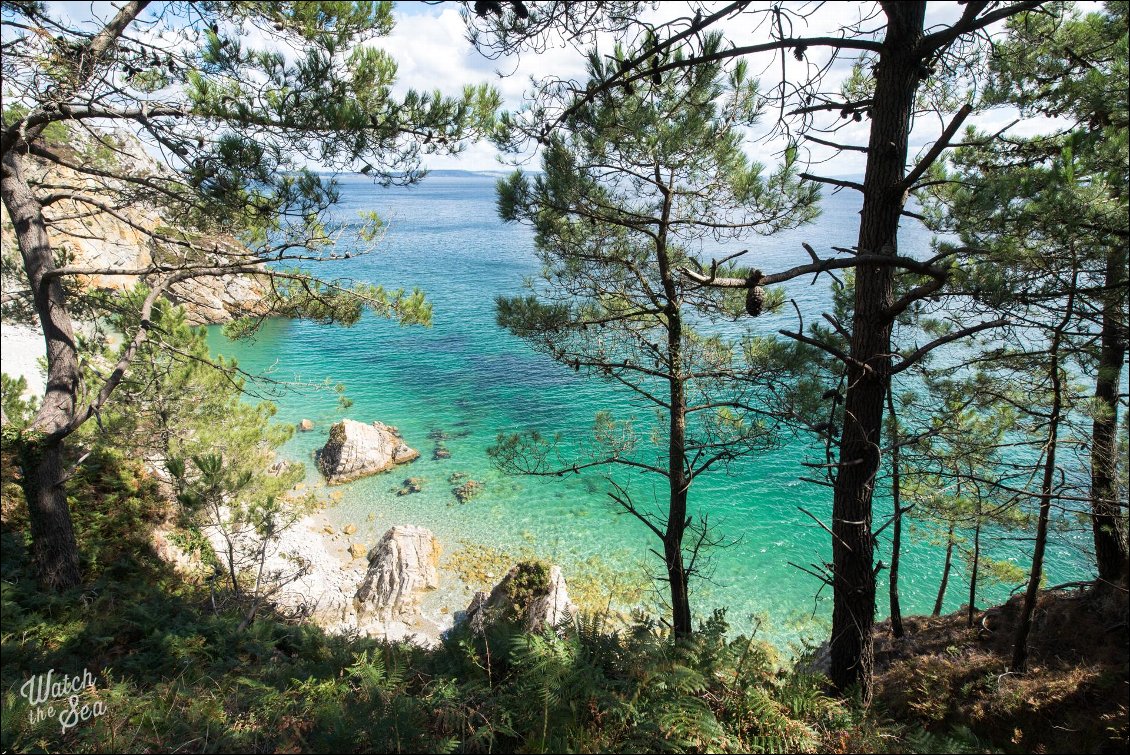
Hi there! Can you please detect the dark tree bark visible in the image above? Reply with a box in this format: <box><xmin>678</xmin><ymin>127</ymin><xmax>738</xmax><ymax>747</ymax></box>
<box><xmin>887</xmin><ymin>390</ymin><xmax>905</xmax><ymax>638</ymax></box>
<box><xmin>1</xmin><ymin>150</ymin><xmax>83</xmax><ymax>589</ymax></box>
<box><xmin>664</xmin><ymin>497</ymin><xmax>692</xmax><ymax>638</ymax></box>
<box><xmin>968</xmin><ymin>514</ymin><xmax>981</xmax><ymax>629</ymax></box>
<box><xmin>828</xmin><ymin>2</ymin><xmax>926</xmax><ymax>700</ymax></box>
<box><xmin>1012</xmin><ymin>277</ymin><xmax>1076</xmax><ymax>672</ymax></box>
<box><xmin>657</xmin><ymin>186</ymin><xmax>693</xmax><ymax>639</ymax></box>
<box><xmin>1091</xmin><ymin>248</ymin><xmax>1129</xmax><ymax>585</ymax></box>
<box><xmin>934</xmin><ymin>523</ymin><xmax>955</xmax><ymax>616</ymax></box>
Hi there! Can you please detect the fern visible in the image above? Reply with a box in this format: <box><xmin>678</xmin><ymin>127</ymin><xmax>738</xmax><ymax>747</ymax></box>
<box><xmin>903</xmin><ymin>724</ymin><xmax>996</xmax><ymax>754</ymax></box>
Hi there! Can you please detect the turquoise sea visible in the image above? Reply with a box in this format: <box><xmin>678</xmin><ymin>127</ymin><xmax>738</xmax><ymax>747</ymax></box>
<box><xmin>206</xmin><ymin>172</ymin><xmax>1093</xmax><ymax>648</ymax></box>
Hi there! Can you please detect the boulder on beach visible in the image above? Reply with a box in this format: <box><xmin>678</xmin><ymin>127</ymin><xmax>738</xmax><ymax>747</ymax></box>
<box><xmin>354</xmin><ymin>525</ymin><xmax>441</xmax><ymax>621</ymax></box>
<box><xmin>461</xmin><ymin>561</ymin><xmax>575</xmax><ymax>633</ymax></box>
<box><xmin>316</xmin><ymin>419</ymin><xmax>419</xmax><ymax>485</ymax></box>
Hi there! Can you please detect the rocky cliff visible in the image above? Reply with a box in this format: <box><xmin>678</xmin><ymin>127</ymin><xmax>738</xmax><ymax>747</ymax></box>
<box><xmin>0</xmin><ymin>126</ymin><xmax>265</xmax><ymax>325</ymax></box>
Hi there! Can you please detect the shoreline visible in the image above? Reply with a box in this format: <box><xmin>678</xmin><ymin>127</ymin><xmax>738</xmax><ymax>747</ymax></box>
<box><xmin>191</xmin><ymin>501</ymin><xmax>460</xmax><ymax>647</ymax></box>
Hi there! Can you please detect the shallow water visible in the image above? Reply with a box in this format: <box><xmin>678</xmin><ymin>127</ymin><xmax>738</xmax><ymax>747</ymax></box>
<box><xmin>207</xmin><ymin>172</ymin><xmax>1093</xmax><ymax>648</ymax></box>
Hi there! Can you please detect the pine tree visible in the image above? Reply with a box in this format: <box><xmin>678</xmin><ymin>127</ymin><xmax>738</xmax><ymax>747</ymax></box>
<box><xmin>0</xmin><ymin>1</ymin><xmax>499</xmax><ymax>589</ymax></box>
<box><xmin>467</xmin><ymin>0</ymin><xmax>1046</xmax><ymax>699</ymax></box>
<box><xmin>922</xmin><ymin>0</ymin><xmax>1129</xmax><ymax>670</ymax></box>
<box><xmin>490</xmin><ymin>36</ymin><xmax>819</xmax><ymax>637</ymax></box>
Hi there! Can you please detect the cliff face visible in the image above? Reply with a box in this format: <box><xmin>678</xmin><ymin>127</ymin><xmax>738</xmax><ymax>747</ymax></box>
<box><xmin>0</xmin><ymin>127</ymin><xmax>266</xmax><ymax>325</ymax></box>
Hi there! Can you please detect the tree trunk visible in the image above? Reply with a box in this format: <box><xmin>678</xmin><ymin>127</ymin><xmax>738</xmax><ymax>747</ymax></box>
<box><xmin>656</xmin><ymin>185</ymin><xmax>693</xmax><ymax>639</ymax></box>
<box><xmin>887</xmin><ymin>390</ymin><xmax>905</xmax><ymax>638</ymax></box>
<box><xmin>967</xmin><ymin>516</ymin><xmax>981</xmax><ymax>629</ymax></box>
<box><xmin>1091</xmin><ymin>247</ymin><xmax>1129</xmax><ymax>584</ymax></box>
<box><xmin>1</xmin><ymin>149</ymin><xmax>83</xmax><ymax>590</ymax></box>
<box><xmin>1012</xmin><ymin>277</ymin><xmax>1076</xmax><ymax>672</ymax></box>
<box><xmin>18</xmin><ymin>440</ymin><xmax>81</xmax><ymax>589</ymax></box>
<box><xmin>665</xmin><ymin>331</ymin><xmax>693</xmax><ymax>639</ymax></box>
<box><xmin>934</xmin><ymin>523</ymin><xmax>955</xmax><ymax>616</ymax></box>
<box><xmin>828</xmin><ymin>2</ymin><xmax>926</xmax><ymax>701</ymax></box>
<box><xmin>665</xmin><ymin>518</ymin><xmax>692</xmax><ymax>638</ymax></box>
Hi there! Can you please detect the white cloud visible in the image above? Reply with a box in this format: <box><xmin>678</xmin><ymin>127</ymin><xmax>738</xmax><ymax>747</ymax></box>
<box><xmin>35</xmin><ymin>1</ymin><xmax>1103</xmax><ymax>177</ymax></box>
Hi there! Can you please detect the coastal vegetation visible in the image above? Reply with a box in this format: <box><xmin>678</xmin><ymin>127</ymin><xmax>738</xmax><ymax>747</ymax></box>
<box><xmin>1</xmin><ymin>1</ymin><xmax>1127</xmax><ymax>753</ymax></box>
<box><xmin>490</xmin><ymin>34</ymin><xmax>821</xmax><ymax>638</ymax></box>
<box><xmin>1</xmin><ymin>0</ymin><xmax>496</xmax><ymax>592</ymax></box>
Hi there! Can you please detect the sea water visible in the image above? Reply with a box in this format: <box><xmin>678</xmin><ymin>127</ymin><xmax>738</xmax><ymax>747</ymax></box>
<box><xmin>206</xmin><ymin>172</ymin><xmax>1093</xmax><ymax>648</ymax></box>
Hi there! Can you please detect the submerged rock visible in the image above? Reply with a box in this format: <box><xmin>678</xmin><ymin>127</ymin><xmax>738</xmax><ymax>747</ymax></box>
<box><xmin>316</xmin><ymin>419</ymin><xmax>419</xmax><ymax>484</ymax></box>
<box><xmin>452</xmin><ymin>479</ymin><xmax>484</xmax><ymax>504</ymax></box>
<box><xmin>354</xmin><ymin>525</ymin><xmax>441</xmax><ymax>621</ymax></box>
<box><xmin>396</xmin><ymin>477</ymin><xmax>425</xmax><ymax>496</ymax></box>
<box><xmin>298</xmin><ymin>418</ymin><xmax>314</xmax><ymax>431</ymax></box>
<box><xmin>461</xmin><ymin>561</ymin><xmax>576</xmax><ymax>633</ymax></box>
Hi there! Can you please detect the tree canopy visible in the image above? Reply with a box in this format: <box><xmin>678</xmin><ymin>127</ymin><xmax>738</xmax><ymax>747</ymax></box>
<box><xmin>491</xmin><ymin>34</ymin><xmax>821</xmax><ymax>636</ymax></box>
<box><xmin>0</xmin><ymin>0</ymin><xmax>500</xmax><ymax>589</ymax></box>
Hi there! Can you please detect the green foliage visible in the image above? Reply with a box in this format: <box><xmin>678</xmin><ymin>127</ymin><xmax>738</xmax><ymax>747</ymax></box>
<box><xmin>78</xmin><ymin>295</ymin><xmax>315</xmax><ymax>603</ymax></box>
<box><xmin>0</xmin><ymin>298</ymin><xmax>1082</xmax><ymax>755</ymax></box>
<box><xmin>502</xmin><ymin>560</ymin><xmax>551</xmax><ymax>619</ymax></box>
<box><xmin>269</xmin><ymin>274</ymin><xmax>430</xmax><ymax>328</ymax></box>
<box><xmin>0</xmin><ymin>373</ymin><xmax>38</xmax><ymax>430</ymax></box>
<box><xmin>923</xmin><ymin>1</ymin><xmax>1127</xmax><ymax>309</ymax></box>
<box><xmin>491</xmin><ymin>32</ymin><xmax>823</xmax><ymax>635</ymax></box>
<box><xmin>86</xmin><ymin>292</ymin><xmax>293</xmax><ymax>482</ymax></box>
<box><xmin>2</xmin><ymin>445</ymin><xmax>919</xmax><ymax>753</ymax></box>
<box><xmin>916</xmin><ymin>0</ymin><xmax>1129</xmax><ymax>587</ymax></box>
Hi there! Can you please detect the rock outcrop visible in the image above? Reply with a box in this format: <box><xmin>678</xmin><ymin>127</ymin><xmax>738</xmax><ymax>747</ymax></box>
<box><xmin>462</xmin><ymin>561</ymin><xmax>576</xmax><ymax>633</ymax></box>
<box><xmin>166</xmin><ymin>273</ymin><xmax>267</xmax><ymax>325</ymax></box>
<box><xmin>354</xmin><ymin>525</ymin><xmax>441</xmax><ymax>621</ymax></box>
<box><xmin>0</xmin><ymin>127</ymin><xmax>266</xmax><ymax>325</ymax></box>
<box><xmin>194</xmin><ymin>507</ymin><xmax>360</xmax><ymax>628</ymax></box>
<box><xmin>316</xmin><ymin>419</ymin><xmax>419</xmax><ymax>484</ymax></box>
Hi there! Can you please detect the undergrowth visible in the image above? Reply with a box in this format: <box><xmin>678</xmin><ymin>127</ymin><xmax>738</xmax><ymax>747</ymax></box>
<box><xmin>0</xmin><ymin>447</ymin><xmax>1001</xmax><ymax>753</ymax></box>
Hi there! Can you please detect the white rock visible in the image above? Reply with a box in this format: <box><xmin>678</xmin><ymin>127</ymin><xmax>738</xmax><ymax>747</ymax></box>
<box><xmin>355</xmin><ymin>525</ymin><xmax>441</xmax><ymax>622</ymax></box>
<box><xmin>317</xmin><ymin>419</ymin><xmax>419</xmax><ymax>484</ymax></box>
<box><xmin>462</xmin><ymin>562</ymin><xmax>576</xmax><ymax>633</ymax></box>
